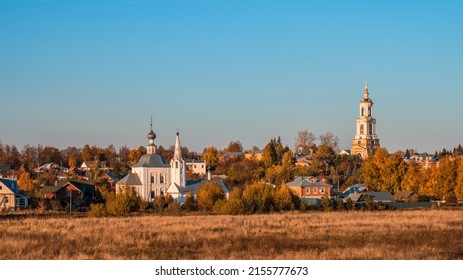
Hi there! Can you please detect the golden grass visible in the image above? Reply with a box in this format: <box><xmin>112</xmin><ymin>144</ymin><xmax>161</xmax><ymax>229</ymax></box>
<box><xmin>1</xmin><ymin>210</ymin><xmax>463</xmax><ymax>260</ymax></box>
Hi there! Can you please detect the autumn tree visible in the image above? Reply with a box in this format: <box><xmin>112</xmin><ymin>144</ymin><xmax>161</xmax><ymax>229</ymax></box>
<box><xmin>129</xmin><ymin>149</ymin><xmax>142</xmax><ymax>165</ymax></box>
<box><xmin>435</xmin><ymin>156</ymin><xmax>457</xmax><ymax>201</ymax></box>
<box><xmin>17</xmin><ymin>172</ymin><xmax>34</xmax><ymax>191</ymax></box>
<box><xmin>319</xmin><ymin>132</ymin><xmax>339</xmax><ymax>152</ymax></box>
<box><xmin>19</xmin><ymin>145</ymin><xmax>38</xmax><ymax>171</ymax></box>
<box><xmin>197</xmin><ymin>181</ymin><xmax>225</xmax><ymax>211</ymax></box>
<box><xmin>225</xmin><ymin>141</ymin><xmax>243</xmax><ymax>153</ymax></box>
<box><xmin>295</xmin><ymin>130</ymin><xmax>316</xmax><ymax>155</ymax></box>
<box><xmin>401</xmin><ymin>161</ymin><xmax>423</xmax><ymax>192</ymax></box>
<box><xmin>242</xmin><ymin>182</ymin><xmax>275</xmax><ymax>213</ymax></box>
<box><xmin>455</xmin><ymin>159</ymin><xmax>463</xmax><ymax>201</ymax></box>
<box><xmin>202</xmin><ymin>146</ymin><xmax>219</xmax><ymax>169</ymax></box>
<box><xmin>82</xmin><ymin>144</ymin><xmax>93</xmax><ymax>162</ymax></box>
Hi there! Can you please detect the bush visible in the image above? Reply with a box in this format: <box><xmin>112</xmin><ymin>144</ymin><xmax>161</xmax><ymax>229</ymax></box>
<box><xmin>106</xmin><ymin>185</ymin><xmax>142</xmax><ymax>215</ymax></box>
<box><xmin>218</xmin><ymin>199</ymin><xmax>246</xmax><ymax>215</ymax></box>
<box><xmin>183</xmin><ymin>192</ymin><xmax>197</xmax><ymax>211</ymax></box>
<box><xmin>90</xmin><ymin>203</ymin><xmax>107</xmax><ymax>217</ymax></box>
<box><xmin>242</xmin><ymin>182</ymin><xmax>275</xmax><ymax>213</ymax></box>
<box><xmin>197</xmin><ymin>181</ymin><xmax>225</xmax><ymax>212</ymax></box>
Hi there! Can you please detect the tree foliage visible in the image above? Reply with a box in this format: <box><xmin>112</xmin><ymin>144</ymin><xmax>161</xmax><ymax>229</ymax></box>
<box><xmin>197</xmin><ymin>181</ymin><xmax>225</xmax><ymax>211</ymax></box>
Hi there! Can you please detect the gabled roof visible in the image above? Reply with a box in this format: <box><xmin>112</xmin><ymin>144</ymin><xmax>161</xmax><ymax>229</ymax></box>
<box><xmin>102</xmin><ymin>172</ymin><xmax>119</xmax><ymax>182</ymax></box>
<box><xmin>286</xmin><ymin>176</ymin><xmax>330</xmax><ymax>188</ymax></box>
<box><xmin>393</xmin><ymin>191</ymin><xmax>418</xmax><ymax>201</ymax></box>
<box><xmin>363</xmin><ymin>191</ymin><xmax>393</xmax><ymax>202</ymax></box>
<box><xmin>132</xmin><ymin>154</ymin><xmax>169</xmax><ymax>168</ymax></box>
<box><xmin>116</xmin><ymin>173</ymin><xmax>143</xmax><ymax>186</ymax></box>
<box><xmin>0</xmin><ymin>178</ymin><xmax>18</xmax><ymax>194</ymax></box>
<box><xmin>41</xmin><ymin>185</ymin><xmax>64</xmax><ymax>194</ymax></box>
<box><xmin>169</xmin><ymin>179</ymin><xmax>231</xmax><ymax>195</ymax></box>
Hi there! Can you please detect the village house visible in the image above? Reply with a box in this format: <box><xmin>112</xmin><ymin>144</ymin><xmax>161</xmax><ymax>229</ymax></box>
<box><xmin>185</xmin><ymin>159</ymin><xmax>206</xmax><ymax>175</ymax></box>
<box><xmin>41</xmin><ymin>181</ymin><xmax>95</xmax><ymax>204</ymax></box>
<box><xmin>0</xmin><ymin>178</ymin><xmax>29</xmax><ymax>210</ymax></box>
<box><xmin>286</xmin><ymin>176</ymin><xmax>332</xmax><ymax>205</ymax></box>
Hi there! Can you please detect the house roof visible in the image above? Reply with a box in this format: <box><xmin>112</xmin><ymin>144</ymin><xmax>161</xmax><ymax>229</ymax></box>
<box><xmin>116</xmin><ymin>173</ymin><xmax>143</xmax><ymax>186</ymax></box>
<box><xmin>363</xmin><ymin>191</ymin><xmax>393</xmax><ymax>202</ymax></box>
<box><xmin>172</xmin><ymin>179</ymin><xmax>231</xmax><ymax>195</ymax></box>
<box><xmin>132</xmin><ymin>154</ymin><xmax>169</xmax><ymax>168</ymax></box>
<box><xmin>393</xmin><ymin>191</ymin><xmax>418</xmax><ymax>201</ymax></box>
<box><xmin>41</xmin><ymin>185</ymin><xmax>63</xmax><ymax>194</ymax></box>
<box><xmin>0</xmin><ymin>178</ymin><xmax>18</xmax><ymax>193</ymax></box>
<box><xmin>286</xmin><ymin>176</ymin><xmax>330</xmax><ymax>188</ymax></box>
<box><xmin>102</xmin><ymin>172</ymin><xmax>119</xmax><ymax>182</ymax></box>
<box><xmin>341</xmin><ymin>184</ymin><xmax>368</xmax><ymax>196</ymax></box>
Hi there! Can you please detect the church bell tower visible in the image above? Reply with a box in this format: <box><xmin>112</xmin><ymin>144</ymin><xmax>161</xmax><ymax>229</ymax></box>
<box><xmin>351</xmin><ymin>78</ymin><xmax>380</xmax><ymax>159</ymax></box>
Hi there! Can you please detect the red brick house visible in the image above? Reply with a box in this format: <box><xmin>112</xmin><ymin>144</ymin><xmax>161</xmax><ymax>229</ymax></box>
<box><xmin>286</xmin><ymin>176</ymin><xmax>332</xmax><ymax>205</ymax></box>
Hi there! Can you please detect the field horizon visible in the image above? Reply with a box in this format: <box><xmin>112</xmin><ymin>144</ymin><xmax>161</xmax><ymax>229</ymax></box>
<box><xmin>1</xmin><ymin>209</ymin><xmax>463</xmax><ymax>260</ymax></box>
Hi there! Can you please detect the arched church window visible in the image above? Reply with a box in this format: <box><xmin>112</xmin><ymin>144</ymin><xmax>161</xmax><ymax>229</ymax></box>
<box><xmin>361</xmin><ymin>107</ymin><xmax>364</xmax><ymax>116</ymax></box>
<box><xmin>368</xmin><ymin>106</ymin><xmax>371</xmax><ymax>116</ymax></box>
<box><xmin>360</xmin><ymin>124</ymin><xmax>364</xmax><ymax>135</ymax></box>
<box><xmin>368</xmin><ymin>123</ymin><xmax>373</xmax><ymax>135</ymax></box>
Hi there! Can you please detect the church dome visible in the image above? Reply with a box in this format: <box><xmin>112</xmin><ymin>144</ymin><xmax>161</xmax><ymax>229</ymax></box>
<box><xmin>147</xmin><ymin>129</ymin><xmax>156</xmax><ymax>140</ymax></box>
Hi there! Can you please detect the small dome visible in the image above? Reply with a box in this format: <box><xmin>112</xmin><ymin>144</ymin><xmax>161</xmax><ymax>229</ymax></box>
<box><xmin>147</xmin><ymin>129</ymin><xmax>156</xmax><ymax>140</ymax></box>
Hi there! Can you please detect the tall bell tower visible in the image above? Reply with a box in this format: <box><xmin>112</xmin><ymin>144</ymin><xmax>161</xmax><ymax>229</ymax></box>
<box><xmin>351</xmin><ymin>78</ymin><xmax>380</xmax><ymax>158</ymax></box>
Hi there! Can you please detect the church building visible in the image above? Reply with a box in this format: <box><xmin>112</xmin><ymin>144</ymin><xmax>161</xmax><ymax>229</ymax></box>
<box><xmin>116</xmin><ymin>122</ymin><xmax>230</xmax><ymax>203</ymax></box>
<box><xmin>351</xmin><ymin>79</ymin><xmax>380</xmax><ymax>159</ymax></box>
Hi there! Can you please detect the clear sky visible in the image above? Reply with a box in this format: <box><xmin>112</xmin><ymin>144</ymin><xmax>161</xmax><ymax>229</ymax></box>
<box><xmin>1</xmin><ymin>0</ymin><xmax>462</xmax><ymax>153</ymax></box>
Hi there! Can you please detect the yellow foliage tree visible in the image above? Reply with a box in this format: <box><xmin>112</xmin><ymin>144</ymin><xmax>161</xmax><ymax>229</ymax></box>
<box><xmin>17</xmin><ymin>172</ymin><xmax>34</xmax><ymax>191</ymax></box>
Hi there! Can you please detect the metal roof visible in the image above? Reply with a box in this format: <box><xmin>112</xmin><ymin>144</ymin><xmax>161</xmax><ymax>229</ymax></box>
<box><xmin>132</xmin><ymin>154</ymin><xmax>169</xmax><ymax>168</ymax></box>
<box><xmin>116</xmin><ymin>173</ymin><xmax>143</xmax><ymax>186</ymax></box>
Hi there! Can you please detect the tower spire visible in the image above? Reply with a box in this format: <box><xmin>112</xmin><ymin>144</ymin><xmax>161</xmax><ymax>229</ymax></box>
<box><xmin>173</xmin><ymin>130</ymin><xmax>183</xmax><ymax>160</ymax></box>
<box><xmin>363</xmin><ymin>76</ymin><xmax>369</xmax><ymax>99</ymax></box>
<box><xmin>147</xmin><ymin>115</ymin><xmax>157</xmax><ymax>154</ymax></box>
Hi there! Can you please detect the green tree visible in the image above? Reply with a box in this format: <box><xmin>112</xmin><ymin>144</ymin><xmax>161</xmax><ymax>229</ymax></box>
<box><xmin>197</xmin><ymin>181</ymin><xmax>225</xmax><ymax>211</ymax></box>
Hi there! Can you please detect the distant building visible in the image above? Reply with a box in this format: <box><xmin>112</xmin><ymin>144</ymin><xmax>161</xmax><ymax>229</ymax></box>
<box><xmin>185</xmin><ymin>159</ymin><xmax>206</xmax><ymax>175</ymax></box>
<box><xmin>0</xmin><ymin>178</ymin><xmax>29</xmax><ymax>209</ymax></box>
<box><xmin>286</xmin><ymin>176</ymin><xmax>332</xmax><ymax>205</ymax></box>
<box><xmin>351</xmin><ymin>79</ymin><xmax>380</xmax><ymax>159</ymax></box>
<box><xmin>116</xmin><ymin>121</ymin><xmax>230</xmax><ymax>202</ymax></box>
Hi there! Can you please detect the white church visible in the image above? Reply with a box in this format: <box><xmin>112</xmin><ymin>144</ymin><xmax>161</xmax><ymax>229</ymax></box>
<box><xmin>116</xmin><ymin>123</ymin><xmax>230</xmax><ymax>203</ymax></box>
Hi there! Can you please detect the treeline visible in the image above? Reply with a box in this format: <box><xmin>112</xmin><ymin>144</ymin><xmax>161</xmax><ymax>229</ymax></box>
<box><xmin>0</xmin><ymin>142</ymin><xmax>199</xmax><ymax>175</ymax></box>
<box><xmin>362</xmin><ymin>148</ymin><xmax>463</xmax><ymax>201</ymax></box>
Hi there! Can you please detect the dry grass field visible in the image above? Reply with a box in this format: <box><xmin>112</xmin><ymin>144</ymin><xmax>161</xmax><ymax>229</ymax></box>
<box><xmin>1</xmin><ymin>210</ymin><xmax>463</xmax><ymax>260</ymax></box>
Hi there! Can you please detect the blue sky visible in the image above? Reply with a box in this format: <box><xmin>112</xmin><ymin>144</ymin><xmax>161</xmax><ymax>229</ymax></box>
<box><xmin>1</xmin><ymin>0</ymin><xmax>462</xmax><ymax>153</ymax></box>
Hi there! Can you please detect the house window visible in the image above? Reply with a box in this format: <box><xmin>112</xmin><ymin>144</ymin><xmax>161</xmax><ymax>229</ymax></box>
<box><xmin>313</xmin><ymin>188</ymin><xmax>318</xmax><ymax>194</ymax></box>
<box><xmin>321</xmin><ymin>187</ymin><xmax>325</xmax><ymax>194</ymax></box>
<box><xmin>150</xmin><ymin>173</ymin><xmax>156</xmax><ymax>184</ymax></box>
<box><xmin>4</xmin><ymin>196</ymin><xmax>9</xmax><ymax>203</ymax></box>
<box><xmin>160</xmin><ymin>188</ymin><xmax>165</xmax><ymax>195</ymax></box>
<box><xmin>306</xmin><ymin>187</ymin><xmax>310</xmax><ymax>194</ymax></box>
<box><xmin>150</xmin><ymin>191</ymin><xmax>155</xmax><ymax>199</ymax></box>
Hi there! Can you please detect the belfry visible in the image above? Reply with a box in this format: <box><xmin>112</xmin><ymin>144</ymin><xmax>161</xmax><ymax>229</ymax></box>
<box><xmin>351</xmin><ymin>79</ymin><xmax>380</xmax><ymax>158</ymax></box>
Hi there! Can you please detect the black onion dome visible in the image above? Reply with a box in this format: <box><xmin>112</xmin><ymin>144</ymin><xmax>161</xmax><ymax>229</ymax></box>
<box><xmin>147</xmin><ymin>129</ymin><xmax>156</xmax><ymax>140</ymax></box>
